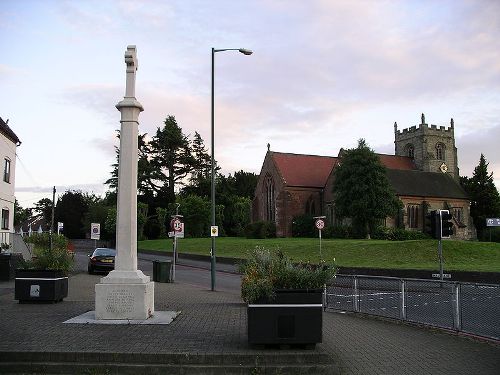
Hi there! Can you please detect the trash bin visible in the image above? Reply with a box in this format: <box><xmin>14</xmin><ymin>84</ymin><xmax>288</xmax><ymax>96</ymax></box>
<box><xmin>153</xmin><ymin>260</ymin><xmax>172</xmax><ymax>283</ymax></box>
<box><xmin>0</xmin><ymin>253</ymin><xmax>12</xmax><ymax>281</ymax></box>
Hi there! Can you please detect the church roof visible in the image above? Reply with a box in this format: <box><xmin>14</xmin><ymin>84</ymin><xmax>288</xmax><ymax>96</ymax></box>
<box><xmin>378</xmin><ymin>154</ymin><xmax>417</xmax><ymax>170</ymax></box>
<box><xmin>386</xmin><ymin>169</ymin><xmax>468</xmax><ymax>199</ymax></box>
<box><xmin>270</xmin><ymin>151</ymin><xmax>416</xmax><ymax>189</ymax></box>
<box><xmin>271</xmin><ymin>152</ymin><xmax>338</xmax><ymax>188</ymax></box>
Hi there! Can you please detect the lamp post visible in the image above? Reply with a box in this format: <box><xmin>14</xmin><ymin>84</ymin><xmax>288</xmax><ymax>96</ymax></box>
<box><xmin>211</xmin><ymin>47</ymin><xmax>252</xmax><ymax>291</ymax></box>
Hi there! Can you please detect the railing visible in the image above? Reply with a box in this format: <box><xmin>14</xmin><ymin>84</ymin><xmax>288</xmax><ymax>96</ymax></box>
<box><xmin>325</xmin><ymin>274</ymin><xmax>500</xmax><ymax>341</ymax></box>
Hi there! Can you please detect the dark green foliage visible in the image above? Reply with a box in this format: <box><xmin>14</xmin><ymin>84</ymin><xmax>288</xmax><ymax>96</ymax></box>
<box><xmin>480</xmin><ymin>227</ymin><xmax>500</xmax><ymax>243</ymax></box>
<box><xmin>33</xmin><ymin>198</ymin><xmax>53</xmax><ymax>225</ymax></box>
<box><xmin>150</xmin><ymin>116</ymin><xmax>196</xmax><ymax>202</ymax></box>
<box><xmin>332</xmin><ymin>139</ymin><xmax>403</xmax><ymax>238</ymax></box>
<box><xmin>240</xmin><ymin>248</ymin><xmax>336</xmax><ymax>303</ymax></box>
<box><xmin>372</xmin><ymin>227</ymin><xmax>430</xmax><ymax>241</ymax></box>
<box><xmin>14</xmin><ymin>199</ymin><xmax>31</xmax><ymax>227</ymax></box>
<box><xmin>214</xmin><ymin>171</ymin><xmax>258</xmax><ymax>236</ymax></box>
<box><xmin>323</xmin><ymin>225</ymin><xmax>353</xmax><ymax>239</ymax></box>
<box><xmin>81</xmin><ymin>199</ymin><xmax>113</xmax><ymax>240</ymax></box>
<box><xmin>54</xmin><ymin>190</ymin><xmax>89</xmax><ymax>239</ymax></box>
<box><xmin>175</xmin><ymin>195</ymin><xmax>211</xmax><ymax>237</ymax></box>
<box><xmin>292</xmin><ymin>214</ymin><xmax>316</xmax><ymax>237</ymax></box>
<box><xmin>460</xmin><ymin>154</ymin><xmax>500</xmax><ymax>240</ymax></box>
<box><xmin>245</xmin><ymin>221</ymin><xmax>276</xmax><ymax>239</ymax></box>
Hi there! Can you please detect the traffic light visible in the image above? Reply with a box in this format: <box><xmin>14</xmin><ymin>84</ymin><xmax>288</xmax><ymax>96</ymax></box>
<box><xmin>440</xmin><ymin>209</ymin><xmax>454</xmax><ymax>238</ymax></box>
<box><xmin>425</xmin><ymin>210</ymin><xmax>440</xmax><ymax>239</ymax></box>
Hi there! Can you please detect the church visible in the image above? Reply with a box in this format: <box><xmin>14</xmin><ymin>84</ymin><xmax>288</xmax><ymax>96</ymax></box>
<box><xmin>252</xmin><ymin>114</ymin><xmax>475</xmax><ymax>239</ymax></box>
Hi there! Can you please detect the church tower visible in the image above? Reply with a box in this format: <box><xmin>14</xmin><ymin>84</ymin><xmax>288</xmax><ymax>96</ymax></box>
<box><xmin>394</xmin><ymin>114</ymin><xmax>459</xmax><ymax>180</ymax></box>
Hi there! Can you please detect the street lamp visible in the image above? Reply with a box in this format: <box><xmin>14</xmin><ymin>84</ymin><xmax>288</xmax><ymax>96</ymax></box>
<box><xmin>211</xmin><ymin>47</ymin><xmax>253</xmax><ymax>291</ymax></box>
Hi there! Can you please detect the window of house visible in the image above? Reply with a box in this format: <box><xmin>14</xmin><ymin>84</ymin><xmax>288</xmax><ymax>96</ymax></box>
<box><xmin>406</xmin><ymin>144</ymin><xmax>414</xmax><ymax>158</ymax></box>
<box><xmin>3</xmin><ymin>158</ymin><xmax>11</xmax><ymax>183</ymax></box>
<box><xmin>1</xmin><ymin>209</ymin><xmax>9</xmax><ymax>230</ymax></box>
<box><xmin>436</xmin><ymin>143</ymin><xmax>445</xmax><ymax>160</ymax></box>
<box><xmin>407</xmin><ymin>204</ymin><xmax>419</xmax><ymax>229</ymax></box>
<box><xmin>265</xmin><ymin>176</ymin><xmax>275</xmax><ymax>222</ymax></box>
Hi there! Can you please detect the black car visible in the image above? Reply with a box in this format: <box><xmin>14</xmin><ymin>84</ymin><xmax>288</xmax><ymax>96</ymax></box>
<box><xmin>88</xmin><ymin>248</ymin><xmax>116</xmax><ymax>274</ymax></box>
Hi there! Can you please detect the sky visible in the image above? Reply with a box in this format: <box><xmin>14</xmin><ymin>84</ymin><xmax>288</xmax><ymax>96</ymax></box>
<box><xmin>1</xmin><ymin>0</ymin><xmax>499</xmax><ymax>207</ymax></box>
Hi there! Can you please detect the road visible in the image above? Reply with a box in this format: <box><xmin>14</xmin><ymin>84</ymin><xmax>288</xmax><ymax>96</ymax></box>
<box><xmin>74</xmin><ymin>248</ymin><xmax>242</xmax><ymax>295</ymax></box>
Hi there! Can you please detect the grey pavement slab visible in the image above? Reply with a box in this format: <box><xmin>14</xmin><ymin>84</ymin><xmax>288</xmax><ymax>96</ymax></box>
<box><xmin>64</xmin><ymin>310</ymin><xmax>180</xmax><ymax>325</ymax></box>
<box><xmin>0</xmin><ymin>271</ymin><xmax>499</xmax><ymax>374</ymax></box>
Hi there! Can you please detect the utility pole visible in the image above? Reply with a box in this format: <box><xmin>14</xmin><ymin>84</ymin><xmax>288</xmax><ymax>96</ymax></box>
<box><xmin>50</xmin><ymin>186</ymin><xmax>56</xmax><ymax>252</ymax></box>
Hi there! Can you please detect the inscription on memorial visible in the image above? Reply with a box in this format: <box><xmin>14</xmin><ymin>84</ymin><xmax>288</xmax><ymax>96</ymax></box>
<box><xmin>106</xmin><ymin>289</ymin><xmax>135</xmax><ymax>314</ymax></box>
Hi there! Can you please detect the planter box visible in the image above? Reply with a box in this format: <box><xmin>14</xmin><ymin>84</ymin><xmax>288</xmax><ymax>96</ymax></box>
<box><xmin>247</xmin><ymin>289</ymin><xmax>323</xmax><ymax>345</ymax></box>
<box><xmin>15</xmin><ymin>269</ymin><xmax>68</xmax><ymax>303</ymax></box>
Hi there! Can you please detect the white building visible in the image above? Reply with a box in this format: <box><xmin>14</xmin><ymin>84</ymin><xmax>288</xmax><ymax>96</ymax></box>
<box><xmin>0</xmin><ymin>117</ymin><xmax>21</xmax><ymax>247</ymax></box>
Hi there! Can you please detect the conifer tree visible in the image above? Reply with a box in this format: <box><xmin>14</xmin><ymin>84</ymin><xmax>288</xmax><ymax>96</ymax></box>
<box><xmin>461</xmin><ymin>154</ymin><xmax>500</xmax><ymax>239</ymax></box>
<box><xmin>332</xmin><ymin>139</ymin><xmax>402</xmax><ymax>238</ymax></box>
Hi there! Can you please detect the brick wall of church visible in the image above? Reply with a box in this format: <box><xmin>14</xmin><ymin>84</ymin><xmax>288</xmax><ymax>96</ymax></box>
<box><xmin>276</xmin><ymin>188</ymin><xmax>322</xmax><ymax>237</ymax></box>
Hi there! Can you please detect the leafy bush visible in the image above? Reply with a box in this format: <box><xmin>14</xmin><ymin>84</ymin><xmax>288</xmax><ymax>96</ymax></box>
<box><xmin>323</xmin><ymin>225</ymin><xmax>353</xmax><ymax>239</ymax></box>
<box><xmin>480</xmin><ymin>227</ymin><xmax>500</xmax><ymax>243</ymax></box>
<box><xmin>372</xmin><ymin>227</ymin><xmax>430</xmax><ymax>241</ymax></box>
<box><xmin>239</xmin><ymin>247</ymin><xmax>336</xmax><ymax>303</ymax></box>
<box><xmin>291</xmin><ymin>214</ymin><xmax>315</xmax><ymax>237</ymax></box>
<box><xmin>22</xmin><ymin>233</ymin><xmax>73</xmax><ymax>273</ymax></box>
<box><xmin>244</xmin><ymin>221</ymin><xmax>276</xmax><ymax>239</ymax></box>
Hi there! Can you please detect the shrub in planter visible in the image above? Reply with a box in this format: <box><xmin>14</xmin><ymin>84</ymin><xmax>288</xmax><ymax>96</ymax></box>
<box><xmin>240</xmin><ymin>247</ymin><xmax>336</xmax><ymax>303</ymax></box>
<box><xmin>16</xmin><ymin>234</ymin><xmax>73</xmax><ymax>303</ymax></box>
<box><xmin>240</xmin><ymin>248</ymin><xmax>336</xmax><ymax>345</ymax></box>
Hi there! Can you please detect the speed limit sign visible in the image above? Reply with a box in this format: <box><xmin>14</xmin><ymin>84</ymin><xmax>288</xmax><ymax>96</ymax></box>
<box><xmin>172</xmin><ymin>219</ymin><xmax>182</xmax><ymax>232</ymax></box>
<box><xmin>315</xmin><ymin>219</ymin><xmax>325</xmax><ymax>230</ymax></box>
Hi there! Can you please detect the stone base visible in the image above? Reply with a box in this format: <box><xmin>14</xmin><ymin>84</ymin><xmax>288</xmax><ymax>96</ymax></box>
<box><xmin>95</xmin><ymin>270</ymin><xmax>154</xmax><ymax>320</ymax></box>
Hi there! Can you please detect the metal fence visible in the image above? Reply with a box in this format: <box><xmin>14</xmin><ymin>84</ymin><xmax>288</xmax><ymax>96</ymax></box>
<box><xmin>325</xmin><ymin>274</ymin><xmax>500</xmax><ymax>341</ymax></box>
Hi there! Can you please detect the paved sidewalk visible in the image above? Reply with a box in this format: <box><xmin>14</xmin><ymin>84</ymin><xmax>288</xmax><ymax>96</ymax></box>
<box><xmin>0</xmin><ymin>271</ymin><xmax>499</xmax><ymax>374</ymax></box>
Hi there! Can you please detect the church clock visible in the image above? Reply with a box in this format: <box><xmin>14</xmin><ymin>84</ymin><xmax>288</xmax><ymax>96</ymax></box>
<box><xmin>439</xmin><ymin>162</ymin><xmax>448</xmax><ymax>173</ymax></box>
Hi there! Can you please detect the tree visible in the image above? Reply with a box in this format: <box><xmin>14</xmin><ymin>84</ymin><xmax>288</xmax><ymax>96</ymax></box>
<box><xmin>175</xmin><ymin>195</ymin><xmax>211</xmax><ymax>237</ymax></box>
<box><xmin>460</xmin><ymin>154</ymin><xmax>500</xmax><ymax>240</ymax></box>
<box><xmin>81</xmin><ymin>198</ymin><xmax>113</xmax><ymax>240</ymax></box>
<box><xmin>33</xmin><ymin>198</ymin><xmax>53</xmax><ymax>224</ymax></box>
<box><xmin>332</xmin><ymin>139</ymin><xmax>402</xmax><ymax>239</ymax></box>
<box><xmin>105</xmin><ymin>131</ymin><xmax>156</xmax><ymax>199</ymax></box>
<box><xmin>149</xmin><ymin>116</ymin><xmax>196</xmax><ymax>202</ymax></box>
<box><xmin>14</xmin><ymin>199</ymin><xmax>31</xmax><ymax>227</ymax></box>
<box><xmin>54</xmin><ymin>190</ymin><xmax>89</xmax><ymax>239</ymax></box>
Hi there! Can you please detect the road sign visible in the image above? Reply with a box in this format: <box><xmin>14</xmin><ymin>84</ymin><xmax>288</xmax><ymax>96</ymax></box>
<box><xmin>90</xmin><ymin>223</ymin><xmax>100</xmax><ymax>240</ymax></box>
<box><xmin>57</xmin><ymin>222</ymin><xmax>64</xmax><ymax>235</ymax></box>
<box><xmin>315</xmin><ymin>219</ymin><xmax>325</xmax><ymax>230</ymax></box>
<box><xmin>211</xmin><ymin>226</ymin><xmax>219</xmax><ymax>237</ymax></box>
<box><xmin>486</xmin><ymin>218</ymin><xmax>500</xmax><ymax>227</ymax></box>
<box><xmin>172</xmin><ymin>218</ymin><xmax>182</xmax><ymax>232</ymax></box>
<box><xmin>432</xmin><ymin>273</ymin><xmax>451</xmax><ymax>279</ymax></box>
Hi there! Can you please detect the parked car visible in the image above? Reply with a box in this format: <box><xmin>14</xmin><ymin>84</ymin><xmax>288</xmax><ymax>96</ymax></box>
<box><xmin>88</xmin><ymin>248</ymin><xmax>116</xmax><ymax>274</ymax></box>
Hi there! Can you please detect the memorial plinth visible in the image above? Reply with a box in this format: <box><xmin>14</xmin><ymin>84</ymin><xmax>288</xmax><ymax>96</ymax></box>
<box><xmin>95</xmin><ymin>45</ymin><xmax>154</xmax><ymax>320</ymax></box>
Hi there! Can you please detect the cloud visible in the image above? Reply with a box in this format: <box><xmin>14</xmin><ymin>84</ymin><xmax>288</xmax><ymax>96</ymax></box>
<box><xmin>456</xmin><ymin>123</ymin><xmax>500</xmax><ymax>180</ymax></box>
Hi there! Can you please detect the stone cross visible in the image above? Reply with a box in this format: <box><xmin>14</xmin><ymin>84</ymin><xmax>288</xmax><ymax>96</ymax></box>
<box><xmin>95</xmin><ymin>45</ymin><xmax>153</xmax><ymax>320</ymax></box>
<box><xmin>125</xmin><ymin>46</ymin><xmax>138</xmax><ymax>98</ymax></box>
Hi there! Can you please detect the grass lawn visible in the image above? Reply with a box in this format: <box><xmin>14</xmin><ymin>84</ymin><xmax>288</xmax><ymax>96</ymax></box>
<box><xmin>138</xmin><ymin>237</ymin><xmax>500</xmax><ymax>273</ymax></box>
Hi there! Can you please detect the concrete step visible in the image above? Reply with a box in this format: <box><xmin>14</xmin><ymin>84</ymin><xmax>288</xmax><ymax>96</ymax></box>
<box><xmin>0</xmin><ymin>351</ymin><xmax>338</xmax><ymax>375</ymax></box>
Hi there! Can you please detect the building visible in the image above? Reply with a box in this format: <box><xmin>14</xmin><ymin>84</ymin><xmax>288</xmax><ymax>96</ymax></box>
<box><xmin>0</xmin><ymin>117</ymin><xmax>21</xmax><ymax>246</ymax></box>
<box><xmin>252</xmin><ymin>115</ymin><xmax>475</xmax><ymax>239</ymax></box>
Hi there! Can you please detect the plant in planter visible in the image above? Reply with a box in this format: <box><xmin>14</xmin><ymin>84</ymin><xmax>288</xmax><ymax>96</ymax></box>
<box><xmin>240</xmin><ymin>247</ymin><xmax>336</xmax><ymax>346</ymax></box>
<box><xmin>15</xmin><ymin>233</ymin><xmax>73</xmax><ymax>303</ymax></box>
